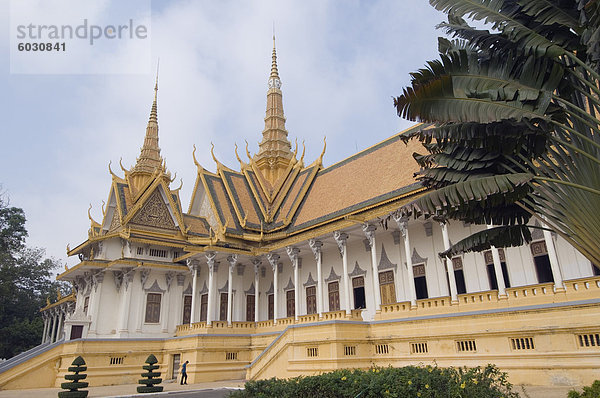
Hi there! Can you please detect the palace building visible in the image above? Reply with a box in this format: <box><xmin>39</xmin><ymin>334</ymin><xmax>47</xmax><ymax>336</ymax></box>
<box><xmin>1</xmin><ymin>40</ymin><xmax>600</xmax><ymax>390</ymax></box>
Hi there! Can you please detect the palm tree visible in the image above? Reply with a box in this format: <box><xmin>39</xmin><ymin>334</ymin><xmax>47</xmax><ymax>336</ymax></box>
<box><xmin>394</xmin><ymin>0</ymin><xmax>600</xmax><ymax>267</ymax></box>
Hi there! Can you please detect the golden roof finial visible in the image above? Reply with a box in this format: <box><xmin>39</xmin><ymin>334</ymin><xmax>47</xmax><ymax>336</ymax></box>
<box><xmin>235</xmin><ymin>143</ymin><xmax>243</xmax><ymax>164</ymax></box>
<box><xmin>245</xmin><ymin>140</ymin><xmax>252</xmax><ymax>161</ymax></box>
<box><xmin>150</xmin><ymin>59</ymin><xmax>159</xmax><ymax>122</ymax></box>
<box><xmin>192</xmin><ymin>144</ymin><xmax>201</xmax><ymax>168</ymax></box>
<box><xmin>253</xmin><ymin>35</ymin><xmax>294</xmax><ymax>184</ymax></box>
<box><xmin>131</xmin><ymin>62</ymin><xmax>164</xmax><ymax>176</ymax></box>
<box><xmin>270</xmin><ymin>33</ymin><xmax>280</xmax><ymax>81</ymax></box>
<box><xmin>210</xmin><ymin>142</ymin><xmax>218</xmax><ymax>164</ymax></box>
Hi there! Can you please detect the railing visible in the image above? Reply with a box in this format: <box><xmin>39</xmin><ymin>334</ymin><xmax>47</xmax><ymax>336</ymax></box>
<box><xmin>376</xmin><ymin>276</ymin><xmax>600</xmax><ymax>321</ymax></box>
<box><xmin>175</xmin><ymin>309</ymin><xmax>365</xmax><ymax>337</ymax></box>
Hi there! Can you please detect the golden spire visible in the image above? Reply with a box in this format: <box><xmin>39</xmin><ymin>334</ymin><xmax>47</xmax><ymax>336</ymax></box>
<box><xmin>253</xmin><ymin>35</ymin><xmax>294</xmax><ymax>185</ymax></box>
<box><xmin>132</xmin><ymin>69</ymin><xmax>162</xmax><ymax>175</ymax></box>
<box><xmin>127</xmin><ymin>64</ymin><xmax>171</xmax><ymax>195</ymax></box>
<box><xmin>270</xmin><ymin>35</ymin><xmax>280</xmax><ymax>81</ymax></box>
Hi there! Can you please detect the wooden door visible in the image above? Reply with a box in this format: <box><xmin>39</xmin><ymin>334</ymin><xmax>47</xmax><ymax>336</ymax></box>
<box><xmin>286</xmin><ymin>290</ymin><xmax>295</xmax><ymax>318</ymax></box>
<box><xmin>268</xmin><ymin>294</ymin><xmax>274</xmax><ymax>320</ymax></box>
<box><xmin>182</xmin><ymin>295</ymin><xmax>192</xmax><ymax>325</ymax></box>
<box><xmin>219</xmin><ymin>293</ymin><xmax>228</xmax><ymax>321</ymax></box>
<box><xmin>328</xmin><ymin>281</ymin><xmax>340</xmax><ymax>311</ymax></box>
<box><xmin>306</xmin><ymin>286</ymin><xmax>316</xmax><ymax>314</ymax></box>
<box><xmin>246</xmin><ymin>294</ymin><xmax>255</xmax><ymax>321</ymax></box>
<box><xmin>200</xmin><ymin>294</ymin><xmax>208</xmax><ymax>322</ymax></box>
<box><xmin>379</xmin><ymin>271</ymin><xmax>397</xmax><ymax>304</ymax></box>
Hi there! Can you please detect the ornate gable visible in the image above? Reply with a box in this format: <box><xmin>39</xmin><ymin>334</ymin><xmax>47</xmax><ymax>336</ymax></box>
<box><xmin>130</xmin><ymin>189</ymin><xmax>177</xmax><ymax>230</ymax></box>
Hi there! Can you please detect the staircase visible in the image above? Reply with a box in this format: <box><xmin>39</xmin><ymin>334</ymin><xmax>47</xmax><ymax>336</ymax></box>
<box><xmin>0</xmin><ymin>340</ymin><xmax>63</xmax><ymax>374</ymax></box>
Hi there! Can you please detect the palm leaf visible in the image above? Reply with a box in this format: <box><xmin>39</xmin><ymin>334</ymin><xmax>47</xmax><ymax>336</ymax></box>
<box><xmin>429</xmin><ymin>0</ymin><xmax>569</xmax><ymax>57</ymax></box>
<box><xmin>395</xmin><ymin>50</ymin><xmax>563</xmax><ymax>124</ymax></box>
<box><xmin>439</xmin><ymin>225</ymin><xmax>533</xmax><ymax>258</ymax></box>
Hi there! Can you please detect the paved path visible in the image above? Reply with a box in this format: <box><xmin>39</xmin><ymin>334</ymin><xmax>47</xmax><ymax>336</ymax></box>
<box><xmin>0</xmin><ymin>380</ymin><xmax>245</xmax><ymax>398</ymax></box>
<box><xmin>0</xmin><ymin>381</ymin><xmax>581</xmax><ymax>398</ymax></box>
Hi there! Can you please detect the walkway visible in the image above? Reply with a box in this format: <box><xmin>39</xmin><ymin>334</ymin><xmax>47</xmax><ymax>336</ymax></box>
<box><xmin>0</xmin><ymin>379</ymin><xmax>245</xmax><ymax>398</ymax></box>
<box><xmin>0</xmin><ymin>380</ymin><xmax>581</xmax><ymax>398</ymax></box>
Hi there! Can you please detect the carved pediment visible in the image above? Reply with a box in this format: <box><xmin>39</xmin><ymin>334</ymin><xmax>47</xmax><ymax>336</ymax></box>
<box><xmin>130</xmin><ymin>189</ymin><xmax>176</xmax><ymax>230</ymax></box>
<box><xmin>378</xmin><ymin>244</ymin><xmax>397</xmax><ymax>271</ymax></box>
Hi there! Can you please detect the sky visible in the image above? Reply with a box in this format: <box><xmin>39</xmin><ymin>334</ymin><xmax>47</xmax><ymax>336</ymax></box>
<box><xmin>0</xmin><ymin>0</ymin><xmax>446</xmax><ymax>269</ymax></box>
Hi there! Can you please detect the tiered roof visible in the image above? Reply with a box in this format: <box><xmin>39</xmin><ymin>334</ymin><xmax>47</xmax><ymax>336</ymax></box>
<box><xmin>62</xmin><ymin>40</ymin><xmax>426</xmax><ymax>279</ymax></box>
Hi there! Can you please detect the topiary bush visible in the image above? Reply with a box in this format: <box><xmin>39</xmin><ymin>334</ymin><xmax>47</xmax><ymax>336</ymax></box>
<box><xmin>229</xmin><ymin>364</ymin><xmax>520</xmax><ymax>398</ymax></box>
<box><xmin>137</xmin><ymin>354</ymin><xmax>163</xmax><ymax>393</ymax></box>
<box><xmin>58</xmin><ymin>356</ymin><xmax>88</xmax><ymax>398</ymax></box>
<box><xmin>568</xmin><ymin>381</ymin><xmax>600</xmax><ymax>398</ymax></box>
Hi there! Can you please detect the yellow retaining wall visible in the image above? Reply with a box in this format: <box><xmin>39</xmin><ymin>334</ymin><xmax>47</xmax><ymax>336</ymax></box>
<box><xmin>2</xmin><ymin>277</ymin><xmax>599</xmax><ymax>390</ymax></box>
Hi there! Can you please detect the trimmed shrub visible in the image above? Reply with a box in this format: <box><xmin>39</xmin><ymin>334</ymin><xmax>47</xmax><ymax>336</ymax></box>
<box><xmin>58</xmin><ymin>356</ymin><xmax>88</xmax><ymax>398</ymax></box>
<box><xmin>568</xmin><ymin>381</ymin><xmax>600</xmax><ymax>398</ymax></box>
<box><xmin>137</xmin><ymin>354</ymin><xmax>163</xmax><ymax>393</ymax></box>
<box><xmin>229</xmin><ymin>364</ymin><xmax>520</xmax><ymax>398</ymax></box>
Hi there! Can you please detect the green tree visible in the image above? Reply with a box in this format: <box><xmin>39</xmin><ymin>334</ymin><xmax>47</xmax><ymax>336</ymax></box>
<box><xmin>394</xmin><ymin>0</ymin><xmax>600</xmax><ymax>266</ymax></box>
<box><xmin>0</xmin><ymin>190</ymin><xmax>67</xmax><ymax>359</ymax></box>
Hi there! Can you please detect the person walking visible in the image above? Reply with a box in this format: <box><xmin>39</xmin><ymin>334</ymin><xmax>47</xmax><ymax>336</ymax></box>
<box><xmin>180</xmin><ymin>360</ymin><xmax>189</xmax><ymax>385</ymax></box>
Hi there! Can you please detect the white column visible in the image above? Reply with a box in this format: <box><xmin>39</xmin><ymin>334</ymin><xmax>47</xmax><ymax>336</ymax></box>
<box><xmin>47</xmin><ymin>313</ymin><xmax>55</xmax><ymax>343</ymax></box>
<box><xmin>226</xmin><ymin>255</ymin><xmax>237</xmax><ymax>326</ymax></box>
<box><xmin>188</xmin><ymin>260</ymin><xmax>200</xmax><ymax>325</ymax></box>
<box><xmin>267</xmin><ymin>253</ymin><xmax>280</xmax><ymax>324</ymax></box>
<box><xmin>161</xmin><ymin>272</ymin><xmax>174</xmax><ymax>333</ymax></box>
<box><xmin>543</xmin><ymin>227</ymin><xmax>565</xmax><ymax>290</ymax></box>
<box><xmin>252</xmin><ymin>258</ymin><xmax>261</xmax><ymax>322</ymax></box>
<box><xmin>363</xmin><ymin>224</ymin><xmax>381</xmax><ymax>312</ymax></box>
<box><xmin>56</xmin><ymin>309</ymin><xmax>65</xmax><ymax>341</ymax></box>
<box><xmin>41</xmin><ymin>314</ymin><xmax>49</xmax><ymax>344</ymax></box>
<box><xmin>206</xmin><ymin>252</ymin><xmax>216</xmax><ymax>326</ymax></box>
<box><xmin>395</xmin><ymin>215</ymin><xmax>417</xmax><ymax>307</ymax></box>
<box><xmin>88</xmin><ymin>271</ymin><xmax>104</xmax><ymax>335</ymax></box>
<box><xmin>117</xmin><ymin>269</ymin><xmax>134</xmax><ymax>336</ymax></box>
<box><xmin>50</xmin><ymin>311</ymin><xmax>59</xmax><ymax>343</ymax></box>
<box><xmin>309</xmin><ymin>239</ymin><xmax>324</xmax><ymax>317</ymax></box>
<box><xmin>486</xmin><ymin>225</ymin><xmax>507</xmax><ymax>297</ymax></box>
<box><xmin>175</xmin><ymin>274</ymin><xmax>186</xmax><ymax>325</ymax></box>
<box><xmin>334</xmin><ymin>231</ymin><xmax>351</xmax><ymax>316</ymax></box>
<box><xmin>287</xmin><ymin>247</ymin><xmax>300</xmax><ymax>320</ymax></box>
<box><xmin>440</xmin><ymin>222</ymin><xmax>459</xmax><ymax>303</ymax></box>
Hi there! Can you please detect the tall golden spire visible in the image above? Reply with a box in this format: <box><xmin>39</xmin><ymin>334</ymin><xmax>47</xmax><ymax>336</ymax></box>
<box><xmin>132</xmin><ymin>70</ymin><xmax>163</xmax><ymax>175</ymax></box>
<box><xmin>254</xmin><ymin>35</ymin><xmax>294</xmax><ymax>185</ymax></box>
<box><xmin>127</xmin><ymin>66</ymin><xmax>170</xmax><ymax>195</ymax></box>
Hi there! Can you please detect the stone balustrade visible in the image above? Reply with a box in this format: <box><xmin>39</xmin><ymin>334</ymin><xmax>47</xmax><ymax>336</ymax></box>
<box><xmin>376</xmin><ymin>276</ymin><xmax>600</xmax><ymax>320</ymax></box>
<box><xmin>175</xmin><ymin>308</ymin><xmax>365</xmax><ymax>336</ymax></box>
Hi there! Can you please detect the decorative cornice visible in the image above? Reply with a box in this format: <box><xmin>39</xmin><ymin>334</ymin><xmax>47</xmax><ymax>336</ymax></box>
<box><xmin>267</xmin><ymin>253</ymin><xmax>280</xmax><ymax>272</ymax></box>
<box><xmin>266</xmin><ymin>281</ymin><xmax>274</xmax><ymax>295</ymax></box>
<box><xmin>183</xmin><ymin>283</ymin><xmax>192</xmax><ymax>295</ymax></box>
<box><xmin>283</xmin><ymin>277</ymin><xmax>294</xmax><ymax>291</ymax></box>
<box><xmin>333</xmin><ymin>231</ymin><xmax>348</xmax><ymax>256</ymax></box>
<box><xmin>378</xmin><ymin>244</ymin><xmax>397</xmax><ymax>271</ymax></box>
<box><xmin>219</xmin><ymin>280</ymin><xmax>236</xmax><ymax>294</ymax></box>
<box><xmin>286</xmin><ymin>246</ymin><xmax>300</xmax><ymax>266</ymax></box>
<box><xmin>145</xmin><ymin>279</ymin><xmax>165</xmax><ymax>293</ymax></box>
<box><xmin>349</xmin><ymin>261</ymin><xmax>367</xmax><ymax>277</ymax></box>
<box><xmin>245</xmin><ymin>282</ymin><xmax>256</xmax><ymax>295</ymax></box>
<box><xmin>411</xmin><ymin>248</ymin><xmax>428</xmax><ymax>266</ymax></box>
<box><xmin>324</xmin><ymin>267</ymin><xmax>340</xmax><ymax>283</ymax></box>
<box><xmin>362</xmin><ymin>223</ymin><xmax>376</xmax><ymax>247</ymax></box>
<box><xmin>227</xmin><ymin>254</ymin><xmax>238</xmax><ymax>270</ymax></box>
<box><xmin>303</xmin><ymin>272</ymin><xmax>317</xmax><ymax>287</ymax></box>
<box><xmin>308</xmin><ymin>239</ymin><xmax>322</xmax><ymax>261</ymax></box>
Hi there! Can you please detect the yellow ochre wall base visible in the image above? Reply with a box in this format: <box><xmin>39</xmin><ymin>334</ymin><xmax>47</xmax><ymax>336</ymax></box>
<box><xmin>2</xmin><ymin>278</ymin><xmax>600</xmax><ymax>390</ymax></box>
